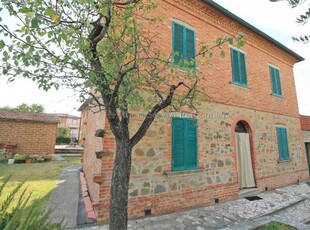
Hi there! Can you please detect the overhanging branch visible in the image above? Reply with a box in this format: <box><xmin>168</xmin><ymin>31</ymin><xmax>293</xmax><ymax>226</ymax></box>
<box><xmin>130</xmin><ymin>82</ymin><xmax>184</xmax><ymax>146</ymax></box>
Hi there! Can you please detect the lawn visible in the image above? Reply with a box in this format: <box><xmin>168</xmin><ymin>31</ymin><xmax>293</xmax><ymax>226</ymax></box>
<box><xmin>256</xmin><ymin>221</ymin><xmax>298</xmax><ymax>230</ymax></box>
<box><xmin>0</xmin><ymin>157</ymin><xmax>82</xmax><ymax>215</ymax></box>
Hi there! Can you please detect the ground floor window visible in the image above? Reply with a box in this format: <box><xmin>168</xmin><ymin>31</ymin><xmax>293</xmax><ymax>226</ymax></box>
<box><xmin>276</xmin><ymin>126</ymin><xmax>290</xmax><ymax>161</ymax></box>
<box><xmin>172</xmin><ymin>117</ymin><xmax>198</xmax><ymax>171</ymax></box>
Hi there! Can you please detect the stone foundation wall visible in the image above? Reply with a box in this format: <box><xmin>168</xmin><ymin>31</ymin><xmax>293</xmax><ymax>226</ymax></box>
<box><xmin>95</xmin><ymin>102</ymin><xmax>308</xmax><ymax>223</ymax></box>
<box><xmin>303</xmin><ymin>131</ymin><xmax>310</xmax><ymax>142</ymax></box>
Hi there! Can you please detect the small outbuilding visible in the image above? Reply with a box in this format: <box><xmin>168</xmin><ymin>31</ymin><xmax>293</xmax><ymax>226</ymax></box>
<box><xmin>0</xmin><ymin>109</ymin><xmax>59</xmax><ymax>158</ymax></box>
<box><xmin>301</xmin><ymin>115</ymin><xmax>310</xmax><ymax>175</ymax></box>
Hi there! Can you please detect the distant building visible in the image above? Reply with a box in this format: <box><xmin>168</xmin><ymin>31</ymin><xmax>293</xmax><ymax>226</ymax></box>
<box><xmin>0</xmin><ymin>109</ymin><xmax>59</xmax><ymax>157</ymax></box>
<box><xmin>56</xmin><ymin>113</ymin><xmax>80</xmax><ymax>142</ymax></box>
<box><xmin>77</xmin><ymin>101</ymin><xmax>90</xmax><ymax>146</ymax></box>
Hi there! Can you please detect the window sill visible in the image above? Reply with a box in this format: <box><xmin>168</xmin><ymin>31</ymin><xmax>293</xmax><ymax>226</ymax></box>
<box><xmin>277</xmin><ymin>159</ymin><xmax>291</xmax><ymax>163</ymax></box>
<box><xmin>164</xmin><ymin>168</ymin><xmax>205</xmax><ymax>177</ymax></box>
<box><xmin>271</xmin><ymin>94</ymin><xmax>283</xmax><ymax>99</ymax></box>
<box><xmin>230</xmin><ymin>82</ymin><xmax>250</xmax><ymax>89</ymax></box>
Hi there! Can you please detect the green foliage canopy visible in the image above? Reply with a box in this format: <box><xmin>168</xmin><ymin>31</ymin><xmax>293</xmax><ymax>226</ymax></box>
<box><xmin>0</xmin><ymin>103</ymin><xmax>45</xmax><ymax>113</ymax></box>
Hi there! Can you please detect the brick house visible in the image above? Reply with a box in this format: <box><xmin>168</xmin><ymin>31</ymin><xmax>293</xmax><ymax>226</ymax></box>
<box><xmin>80</xmin><ymin>0</ymin><xmax>309</xmax><ymax>223</ymax></box>
<box><xmin>57</xmin><ymin>113</ymin><xmax>80</xmax><ymax>142</ymax></box>
<box><xmin>301</xmin><ymin>115</ymin><xmax>310</xmax><ymax>175</ymax></box>
<box><xmin>0</xmin><ymin>109</ymin><xmax>59</xmax><ymax>157</ymax></box>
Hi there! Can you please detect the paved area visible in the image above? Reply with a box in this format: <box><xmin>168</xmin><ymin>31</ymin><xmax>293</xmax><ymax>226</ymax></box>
<box><xmin>75</xmin><ymin>183</ymin><xmax>310</xmax><ymax>230</ymax></box>
<box><xmin>48</xmin><ymin>163</ymin><xmax>310</xmax><ymax>229</ymax></box>
<box><xmin>46</xmin><ymin>165</ymin><xmax>82</xmax><ymax>228</ymax></box>
<box><xmin>53</xmin><ymin>154</ymin><xmax>83</xmax><ymax>161</ymax></box>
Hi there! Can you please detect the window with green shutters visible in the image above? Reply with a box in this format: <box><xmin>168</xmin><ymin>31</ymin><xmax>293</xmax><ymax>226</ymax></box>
<box><xmin>172</xmin><ymin>22</ymin><xmax>196</xmax><ymax>69</ymax></box>
<box><xmin>230</xmin><ymin>48</ymin><xmax>248</xmax><ymax>86</ymax></box>
<box><xmin>172</xmin><ymin>117</ymin><xmax>198</xmax><ymax>171</ymax></box>
<box><xmin>276</xmin><ymin>127</ymin><xmax>290</xmax><ymax>161</ymax></box>
<box><xmin>269</xmin><ymin>66</ymin><xmax>282</xmax><ymax>96</ymax></box>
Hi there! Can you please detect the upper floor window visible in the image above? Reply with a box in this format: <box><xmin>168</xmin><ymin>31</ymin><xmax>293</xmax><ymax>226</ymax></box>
<box><xmin>230</xmin><ymin>48</ymin><xmax>247</xmax><ymax>86</ymax></box>
<box><xmin>276</xmin><ymin>126</ymin><xmax>290</xmax><ymax>161</ymax></box>
<box><xmin>269</xmin><ymin>65</ymin><xmax>282</xmax><ymax>96</ymax></box>
<box><xmin>172</xmin><ymin>22</ymin><xmax>196</xmax><ymax>69</ymax></box>
<box><xmin>172</xmin><ymin>117</ymin><xmax>198</xmax><ymax>171</ymax></box>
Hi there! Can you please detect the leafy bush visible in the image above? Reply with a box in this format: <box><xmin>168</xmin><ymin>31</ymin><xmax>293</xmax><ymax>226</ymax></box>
<box><xmin>13</xmin><ymin>154</ymin><xmax>28</xmax><ymax>161</ymax></box>
<box><xmin>0</xmin><ymin>176</ymin><xmax>64</xmax><ymax>229</ymax></box>
<box><xmin>56</xmin><ymin>136</ymin><xmax>71</xmax><ymax>145</ymax></box>
<box><xmin>56</xmin><ymin>128</ymin><xmax>71</xmax><ymax>144</ymax></box>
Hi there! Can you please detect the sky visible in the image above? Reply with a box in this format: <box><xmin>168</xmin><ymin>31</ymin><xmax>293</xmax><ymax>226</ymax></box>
<box><xmin>0</xmin><ymin>0</ymin><xmax>309</xmax><ymax>116</ymax></box>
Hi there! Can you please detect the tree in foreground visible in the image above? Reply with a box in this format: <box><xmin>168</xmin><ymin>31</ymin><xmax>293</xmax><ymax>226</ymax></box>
<box><xmin>0</xmin><ymin>0</ymin><xmax>245</xmax><ymax>229</ymax></box>
<box><xmin>270</xmin><ymin>0</ymin><xmax>310</xmax><ymax>42</ymax></box>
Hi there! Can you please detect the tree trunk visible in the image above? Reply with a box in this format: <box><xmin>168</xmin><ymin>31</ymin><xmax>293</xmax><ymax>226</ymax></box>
<box><xmin>109</xmin><ymin>137</ymin><xmax>132</xmax><ymax>230</ymax></box>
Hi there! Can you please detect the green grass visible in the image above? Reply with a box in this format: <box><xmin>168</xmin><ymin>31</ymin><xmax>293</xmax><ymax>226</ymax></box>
<box><xmin>256</xmin><ymin>221</ymin><xmax>298</xmax><ymax>230</ymax></box>
<box><xmin>0</xmin><ymin>157</ymin><xmax>82</xmax><ymax>215</ymax></box>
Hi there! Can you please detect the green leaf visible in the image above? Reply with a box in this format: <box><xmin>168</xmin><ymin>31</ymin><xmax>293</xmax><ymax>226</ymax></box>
<box><xmin>220</xmin><ymin>50</ymin><xmax>225</xmax><ymax>58</ymax></box>
<box><xmin>61</xmin><ymin>32</ymin><xmax>67</xmax><ymax>41</ymax></box>
<box><xmin>26</xmin><ymin>36</ymin><xmax>31</xmax><ymax>43</ymax></box>
<box><xmin>31</xmin><ymin>18</ymin><xmax>39</xmax><ymax>28</ymax></box>
<box><xmin>0</xmin><ymin>40</ymin><xmax>5</xmax><ymax>49</ymax></box>
<box><xmin>19</xmin><ymin>8</ymin><xmax>33</xmax><ymax>13</ymax></box>
<box><xmin>44</xmin><ymin>8</ymin><xmax>54</xmax><ymax>16</ymax></box>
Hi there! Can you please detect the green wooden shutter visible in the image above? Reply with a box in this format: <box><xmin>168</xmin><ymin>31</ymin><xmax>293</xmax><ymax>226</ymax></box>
<box><xmin>270</xmin><ymin>66</ymin><xmax>282</xmax><ymax>96</ymax></box>
<box><xmin>173</xmin><ymin>23</ymin><xmax>184</xmax><ymax>66</ymax></box>
<box><xmin>276</xmin><ymin>127</ymin><xmax>290</xmax><ymax>161</ymax></box>
<box><xmin>185</xmin><ymin>119</ymin><xmax>198</xmax><ymax>169</ymax></box>
<box><xmin>239</xmin><ymin>52</ymin><xmax>247</xmax><ymax>85</ymax></box>
<box><xmin>276</xmin><ymin>127</ymin><xmax>284</xmax><ymax>160</ymax></box>
<box><xmin>185</xmin><ymin>28</ymin><xmax>196</xmax><ymax>69</ymax></box>
<box><xmin>281</xmin><ymin>128</ymin><xmax>289</xmax><ymax>160</ymax></box>
<box><xmin>172</xmin><ymin>117</ymin><xmax>185</xmax><ymax>170</ymax></box>
<box><xmin>270</xmin><ymin>67</ymin><xmax>277</xmax><ymax>94</ymax></box>
<box><xmin>172</xmin><ymin>117</ymin><xmax>198</xmax><ymax>171</ymax></box>
<box><xmin>275</xmin><ymin>68</ymin><xmax>282</xmax><ymax>96</ymax></box>
<box><xmin>231</xmin><ymin>48</ymin><xmax>239</xmax><ymax>83</ymax></box>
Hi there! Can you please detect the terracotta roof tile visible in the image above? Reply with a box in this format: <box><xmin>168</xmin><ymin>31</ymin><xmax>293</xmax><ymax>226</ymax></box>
<box><xmin>0</xmin><ymin>109</ymin><xmax>59</xmax><ymax>124</ymax></box>
<box><xmin>300</xmin><ymin>115</ymin><xmax>310</xmax><ymax>131</ymax></box>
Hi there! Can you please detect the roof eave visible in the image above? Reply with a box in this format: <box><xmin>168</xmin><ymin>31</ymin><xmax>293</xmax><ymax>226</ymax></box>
<box><xmin>203</xmin><ymin>0</ymin><xmax>305</xmax><ymax>62</ymax></box>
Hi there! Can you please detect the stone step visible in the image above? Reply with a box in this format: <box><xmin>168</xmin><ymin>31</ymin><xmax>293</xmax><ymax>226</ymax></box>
<box><xmin>238</xmin><ymin>188</ymin><xmax>260</xmax><ymax>199</ymax></box>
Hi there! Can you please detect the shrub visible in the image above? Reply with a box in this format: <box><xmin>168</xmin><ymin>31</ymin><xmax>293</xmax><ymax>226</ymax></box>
<box><xmin>13</xmin><ymin>154</ymin><xmax>28</xmax><ymax>161</ymax></box>
<box><xmin>56</xmin><ymin>136</ymin><xmax>71</xmax><ymax>145</ymax></box>
<box><xmin>0</xmin><ymin>176</ymin><xmax>64</xmax><ymax>229</ymax></box>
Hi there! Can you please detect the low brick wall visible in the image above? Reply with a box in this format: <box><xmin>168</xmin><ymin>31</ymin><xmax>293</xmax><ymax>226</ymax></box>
<box><xmin>0</xmin><ymin>120</ymin><xmax>57</xmax><ymax>155</ymax></box>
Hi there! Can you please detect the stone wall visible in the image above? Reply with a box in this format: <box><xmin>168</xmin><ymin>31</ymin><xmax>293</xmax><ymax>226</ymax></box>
<box><xmin>303</xmin><ymin>131</ymin><xmax>310</xmax><ymax>142</ymax></box>
<box><xmin>94</xmin><ymin>102</ymin><xmax>308</xmax><ymax>223</ymax></box>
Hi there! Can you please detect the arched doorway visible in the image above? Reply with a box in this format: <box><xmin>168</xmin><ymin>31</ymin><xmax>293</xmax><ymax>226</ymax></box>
<box><xmin>235</xmin><ymin>121</ymin><xmax>256</xmax><ymax>189</ymax></box>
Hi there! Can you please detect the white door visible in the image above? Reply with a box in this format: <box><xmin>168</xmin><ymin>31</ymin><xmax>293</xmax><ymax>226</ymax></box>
<box><xmin>235</xmin><ymin>133</ymin><xmax>255</xmax><ymax>189</ymax></box>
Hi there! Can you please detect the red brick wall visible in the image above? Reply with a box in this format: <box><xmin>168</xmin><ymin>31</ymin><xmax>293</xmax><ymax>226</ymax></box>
<box><xmin>0</xmin><ymin>120</ymin><xmax>57</xmax><ymax>155</ymax></box>
<box><xmin>82</xmin><ymin>109</ymin><xmax>105</xmax><ymax>211</ymax></box>
<box><xmin>148</xmin><ymin>0</ymin><xmax>300</xmax><ymax>117</ymax></box>
<box><xmin>301</xmin><ymin>116</ymin><xmax>310</xmax><ymax>131</ymax></box>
